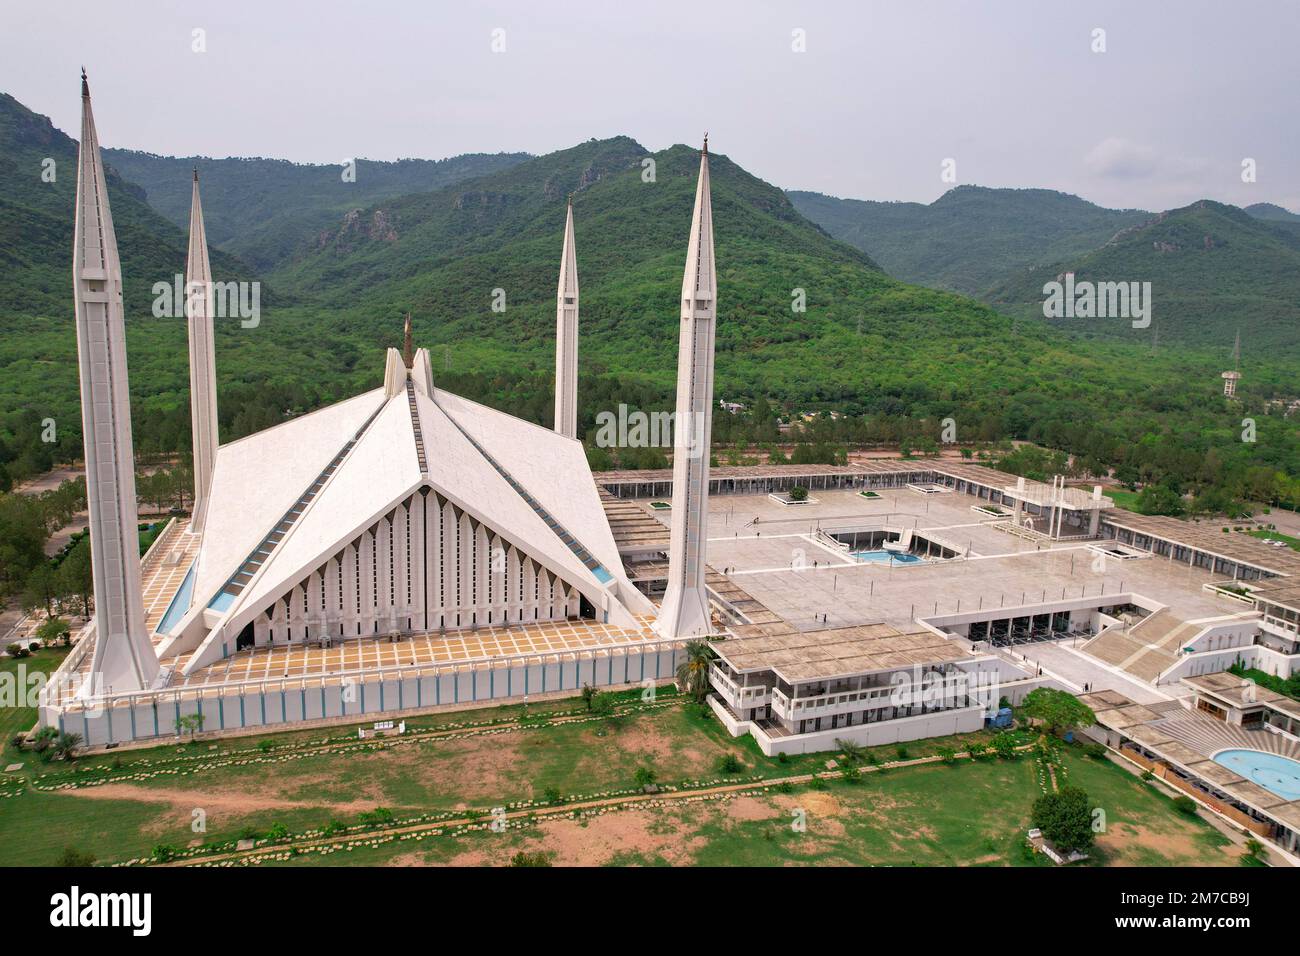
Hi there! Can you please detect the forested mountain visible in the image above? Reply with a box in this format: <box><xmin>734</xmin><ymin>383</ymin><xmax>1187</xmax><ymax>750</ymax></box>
<box><xmin>788</xmin><ymin>185</ymin><xmax>1149</xmax><ymax>296</ymax></box>
<box><xmin>1245</xmin><ymin>202</ymin><xmax>1300</xmax><ymax>222</ymax></box>
<box><xmin>0</xmin><ymin>92</ymin><xmax>248</xmax><ymax>318</ymax></box>
<box><xmin>987</xmin><ymin>200</ymin><xmax>1300</xmax><ymax>350</ymax></box>
<box><xmin>1</xmin><ymin>87</ymin><xmax>1297</xmax><ymax>515</ymax></box>
<box><xmin>102</xmin><ymin>148</ymin><xmax>531</xmax><ymax>270</ymax></box>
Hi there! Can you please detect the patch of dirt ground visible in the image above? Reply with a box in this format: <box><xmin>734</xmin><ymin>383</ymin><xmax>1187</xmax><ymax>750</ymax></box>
<box><xmin>1096</xmin><ymin>821</ymin><xmax>1237</xmax><ymax>865</ymax></box>
<box><xmin>66</xmin><ymin>783</ymin><xmax>385</xmax><ymax>835</ymax></box>
<box><xmin>525</xmin><ymin>808</ymin><xmax>710</xmax><ymax>866</ymax></box>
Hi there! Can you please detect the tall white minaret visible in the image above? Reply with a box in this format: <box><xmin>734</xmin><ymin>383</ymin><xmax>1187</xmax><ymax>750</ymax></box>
<box><xmin>186</xmin><ymin>169</ymin><xmax>218</xmax><ymax>533</ymax></box>
<box><xmin>73</xmin><ymin>71</ymin><xmax>159</xmax><ymax>692</ymax></box>
<box><xmin>553</xmin><ymin>196</ymin><xmax>579</xmax><ymax>438</ymax></box>
<box><xmin>655</xmin><ymin>138</ymin><xmax>717</xmax><ymax>639</ymax></box>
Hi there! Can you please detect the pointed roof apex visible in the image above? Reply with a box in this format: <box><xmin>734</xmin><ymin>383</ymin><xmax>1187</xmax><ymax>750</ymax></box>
<box><xmin>402</xmin><ymin>313</ymin><xmax>414</xmax><ymax>369</ymax></box>
<box><xmin>193</xmin><ymin>166</ymin><xmax>199</xmax><ymax>183</ymax></box>
<box><xmin>567</xmin><ymin>192</ymin><xmax>573</xmax><ymax>208</ymax></box>
<box><xmin>702</xmin><ymin>133</ymin><xmax>708</xmax><ymax>155</ymax></box>
<box><xmin>81</xmin><ymin>67</ymin><xmax>89</xmax><ymax>97</ymax></box>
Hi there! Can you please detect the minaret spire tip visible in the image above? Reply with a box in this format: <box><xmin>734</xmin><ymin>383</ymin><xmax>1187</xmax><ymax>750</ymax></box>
<box><xmin>702</xmin><ymin>132</ymin><xmax>708</xmax><ymax>155</ymax></box>
<box><xmin>193</xmin><ymin>166</ymin><xmax>199</xmax><ymax>183</ymax></box>
<box><xmin>402</xmin><ymin>313</ymin><xmax>414</xmax><ymax>369</ymax></box>
<box><xmin>80</xmin><ymin>67</ymin><xmax>89</xmax><ymax>97</ymax></box>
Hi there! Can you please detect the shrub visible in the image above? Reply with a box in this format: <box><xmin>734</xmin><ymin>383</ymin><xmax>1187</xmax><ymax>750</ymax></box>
<box><xmin>28</xmin><ymin>641</ymin><xmax>41</xmax><ymax>654</ymax></box>
<box><xmin>1172</xmin><ymin>795</ymin><xmax>1198</xmax><ymax>816</ymax></box>
<box><xmin>358</xmin><ymin>807</ymin><xmax>394</xmax><ymax>826</ymax></box>
<box><xmin>937</xmin><ymin>746</ymin><xmax>957</xmax><ymax>765</ymax></box>
<box><xmin>151</xmin><ymin>843</ymin><xmax>179</xmax><ymax>862</ymax></box>
<box><xmin>542</xmin><ymin>786</ymin><xmax>564</xmax><ymax>805</ymax></box>
<box><xmin>266</xmin><ymin>822</ymin><xmax>290</xmax><ymax>841</ymax></box>
<box><xmin>895</xmin><ymin>745</ymin><xmax>909</xmax><ymax>761</ymax></box>
<box><xmin>509</xmin><ymin>850</ymin><xmax>553</xmax><ymax>867</ymax></box>
<box><xmin>1084</xmin><ymin>743</ymin><xmax>1108</xmax><ymax>759</ymax></box>
<box><xmin>57</xmin><ymin>847</ymin><xmax>96</xmax><ymax>867</ymax></box>
<box><xmin>992</xmin><ymin>732</ymin><xmax>1019</xmax><ymax>759</ymax></box>
<box><xmin>716</xmin><ymin>753</ymin><xmax>743</xmax><ymax>774</ymax></box>
<box><xmin>808</xmin><ymin>774</ymin><xmax>828</xmax><ymax>791</ymax></box>
<box><xmin>788</xmin><ymin>486</ymin><xmax>809</xmax><ymax>502</ymax></box>
<box><xmin>633</xmin><ymin>766</ymin><xmax>657</xmax><ymax>789</ymax></box>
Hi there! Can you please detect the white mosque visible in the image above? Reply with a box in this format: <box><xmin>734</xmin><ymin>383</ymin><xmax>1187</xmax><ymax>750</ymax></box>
<box><xmin>42</xmin><ymin>75</ymin><xmax>719</xmax><ymax>743</ymax></box>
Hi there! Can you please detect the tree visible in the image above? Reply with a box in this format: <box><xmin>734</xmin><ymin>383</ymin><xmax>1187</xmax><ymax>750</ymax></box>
<box><xmin>57</xmin><ymin>538</ymin><xmax>93</xmax><ymax>619</ymax></box>
<box><xmin>1032</xmin><ymin>786</ymin><xmax>1095</xmax><ymax>854</ymax></box>
<box><xmin>579</xmin><ymin>682</ymin><xmax>597</xmax><ymax>711</ymax></box>
<box><xmin>676</xmin><ymin>640</ymin><xmax>715</xmax><ymax>703</ymax></box>
<box><xmin>788</xmin><ymin>485</ymin><xmax>809</xmax><ymax>502</ymax></box>
<box><xmin>1019</xmin><ymin>688</ymin><xmax>1095</xmax><ymax>738</ymax></box>
<box><xmin>1135</xmin><ymin>483</ymin><xmax>1185</xmax><ymax>517</ymax></box>
<box><xmin>21</xmin><ymin>562</ymin><xmax>58</xmax><ymax>617</ymax></box>
<box><xmin>35</xmin><ymin>616</ymin><xmax>70</xmax><ymax>646</ymax></box>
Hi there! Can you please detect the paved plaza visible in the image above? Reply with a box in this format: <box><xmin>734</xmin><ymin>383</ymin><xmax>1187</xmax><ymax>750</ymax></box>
<box><xmin>647</xmin><ymin>487</ymin><xmax>1247</xmax><ymax>637</ymax></box>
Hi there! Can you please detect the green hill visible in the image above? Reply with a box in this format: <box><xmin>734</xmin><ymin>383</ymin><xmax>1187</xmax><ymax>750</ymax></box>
<box><xmin>1245</xmin><ymin>201</ymin><xmax>1300</xmax><ymax>222</ymax></box>
<box><xmin>787</xmin><ymin>185</ymin><xmax>1149</xmax><ymax>296</ymax></box>
<box><xmin>0</xmin><ymin>92</ymin><xmax>248</xmax><ymax>318</ymax></box>
<box><xmin>1</xmin><ymin>88</ymin><xmax>1296</xmax><ymax>509</ymax></box>
<box><xmin>987</xmin><ymin>200</ymin><xmax>1300</xmax><ymax>350</ymax></box>
<box><xmin>102</xmin><ymin>148</ymin><xmax>531</xmax><ymax>271</ymax></box>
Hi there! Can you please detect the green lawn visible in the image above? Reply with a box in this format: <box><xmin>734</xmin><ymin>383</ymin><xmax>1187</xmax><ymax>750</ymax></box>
<box><xmin>262</xmin><ymin>747</ymin><xmax>1238</xmax><ymax>868</ymax></box>
<box><xmin>1107</xmin><ymin>489</ymin><xmax>1141</xmax><ymax>510</ymax></box>
<box><xmin>1248</xmin><ymin>528</ymin><xmax>1300</xmax><ymax>552</ymax></box>
<box><xmin>0</xmin><ymin>689</ymin><xmax>1238</xmax><ymax>867</ymax></box>
<box><xmin>0</xmin><ymin>646</ymin><xmax>68</xmax><ymax>757</ymax></box>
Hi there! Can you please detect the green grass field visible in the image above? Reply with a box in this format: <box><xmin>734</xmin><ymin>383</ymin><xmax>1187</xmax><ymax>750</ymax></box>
<box><xmin>0</xmin><ymin>690</ymin><xmax>1240</xmax><ymax>867</ymax></box>
<box><xmin>0</xmin><ymin>646</ymin><xmax>68</xmax><ymax>756</ymax></box>
<box><xmin>1248</xmin><ymin>528</ymin><xmax>1300</xmax><ymax>551</ymax></box>
<box><xmin>1106</xmin><ymin>489</ymin><xmax>1141</xmax><ymax>511</ymax></box>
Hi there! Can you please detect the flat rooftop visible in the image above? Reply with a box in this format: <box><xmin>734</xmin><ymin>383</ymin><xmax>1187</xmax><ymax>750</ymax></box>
<box><xmin>1183</xmin><ymin>672</ymin><xmax>1300</xmax><ymax>720</ymax></box>
<box><xmin>713</xmin><ymin>622</ymin><xmax>973</xmax><ymax>683</ymax></box>
<box><xmin>680</xmin><ymin>487</ymin><xmax>1245</xmax><ymax>634</ymax></box>
<box><xmin>1103</xmin><ymin>510</ymin><xmax>1300</xmax><ymax>577</ymax></box>
<box><xmin>1251</xmin><ymin>583</ymin><xmax>1300</xmax><ymax>613</ymax></box>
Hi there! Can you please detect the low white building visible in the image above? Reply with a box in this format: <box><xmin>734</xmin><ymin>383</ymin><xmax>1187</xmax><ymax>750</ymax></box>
<box><xmin>706</xmin><ymin>623</ymin><xmax>1029</xmax><ymax>755</ymax></box>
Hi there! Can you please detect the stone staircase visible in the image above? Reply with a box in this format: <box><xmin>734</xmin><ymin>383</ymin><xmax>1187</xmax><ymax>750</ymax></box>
<box><xmin>1081</xmin><ymin>608</ymin><xmax>1198</xmax><ymax>684</ymax></box>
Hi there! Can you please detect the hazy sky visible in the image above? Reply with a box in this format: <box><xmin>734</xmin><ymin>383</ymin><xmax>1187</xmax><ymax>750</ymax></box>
<box><xmin>3</xmin><ymin>0</ymin><xmax>1297</xmax><ymax>212</ymax></box>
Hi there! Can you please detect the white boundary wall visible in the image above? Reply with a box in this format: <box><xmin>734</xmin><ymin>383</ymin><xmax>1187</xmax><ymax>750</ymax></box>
<box><xmin>45</xmin><ymin>642</ymin><xmax>684</xmax><ymax>747</ymax></box>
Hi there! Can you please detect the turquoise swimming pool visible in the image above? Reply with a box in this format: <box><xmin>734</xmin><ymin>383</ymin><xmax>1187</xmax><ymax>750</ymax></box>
<box><xmin>1212</xmin><ymin>749</ymin><xmax>1300</xmax><ymax>801</ymax></box>
<box><xmin>852</xmin><ymin>549</ymin><xmax>923</xmax><ymax>565</ymax></box>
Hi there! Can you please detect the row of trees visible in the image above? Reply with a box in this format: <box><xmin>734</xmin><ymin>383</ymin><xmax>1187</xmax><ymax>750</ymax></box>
<box><xmin>0</xmin><ymin>467</ymin><xmax>183</xmax><ymax>617</ymax></box>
